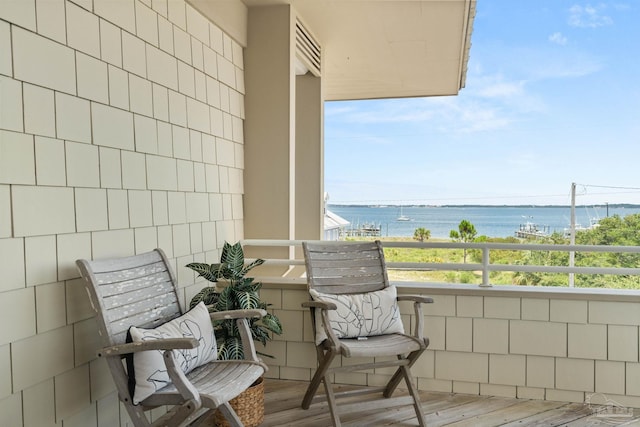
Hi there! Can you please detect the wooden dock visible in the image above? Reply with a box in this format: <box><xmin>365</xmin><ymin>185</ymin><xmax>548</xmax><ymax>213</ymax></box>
<box><xmin>341</xmin><ymin>222</ymin><xmax>382</xmax><ymax>238</ymax></box>
<box><xmin>263</xmin><ymin>379</ymin><xmax>640</xmax><ymax>426</ymax></box>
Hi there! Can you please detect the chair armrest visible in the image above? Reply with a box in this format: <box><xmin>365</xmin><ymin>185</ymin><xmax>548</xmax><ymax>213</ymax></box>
<box><xmin>235</xmin><ymin>317</ymin><xmax>269</xmax><ymax>369</ymax></box>
<box><xmin>397</xmin><ymin>294</ymin><xmax>433</xmax><ymax>340</ymax></box>
<box><xmin>206</xmin><ymin>309</ymin><xmax>268</xmax><ymax>366</ymax></box>
<box><xmin>302</xmin><ymin>300</ymin><xmax>342</xmax><ymax>351</ymax></box>
<box><xmin>162</xmin><ymin>349</ymin><xmax>202</xmax><ymax>412</ymax></box>
<box><xmin>98</xmin><ymin>337</ymin><xmax>199</xmax><ymax>357</ymax></box>
<box><xmin>302</xmin><ymin>300</ymin><xmax>337</xmax><ymax>310</ymax></box>
<box><xmin>397</xmin><ymin>295</ymin><xmax>434</xmax><ymax>304</ymax></box>
<box><xmin>210</xmin><ymin>309</ymin><xmax>267</xmax><ymax>321</ymax></box>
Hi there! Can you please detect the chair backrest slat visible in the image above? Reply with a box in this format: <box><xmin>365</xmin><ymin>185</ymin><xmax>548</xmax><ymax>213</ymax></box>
<box><xmin>303</xmin><ymin>240</ymin><xmax>389</xmax><ymax>294</ymax></box>
<box><xmin>83</xmin><ymin>250</ymin><xmax>165</xmax><ymax>272</ymax></box>
<box><xmin>77</xmin><ymin>249</ymin><xmax>182</xmax><ymax>347</ymax></box>
<box><xmin>93</xmin><ymin>260</ymin><xmax>169</xmax><ymax>287</ymax></box>
<box><xmin>305</xmin><ymin>258</ymin><xmax>383</xmax><ymax>268</ymax></box>
<box><xmin>100</xmin><ymin>272</ymin><xmax>175</xmax><ymax>309</ymax></box>
<box><xmin>108</xmin><ymin>301</ymin><xmax>182</xmax><ymax>344</ymax></box>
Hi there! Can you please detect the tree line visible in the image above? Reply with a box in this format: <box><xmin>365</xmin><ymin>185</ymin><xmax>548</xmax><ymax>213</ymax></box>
<box><xmin>410</xmin><ymin>214</ymin><xmax>640</xmax><ymax>288</ymax></box>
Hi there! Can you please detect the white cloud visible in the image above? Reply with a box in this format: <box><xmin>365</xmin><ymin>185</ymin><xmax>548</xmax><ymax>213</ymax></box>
<box><xmin>346</xmin><ymin>108</ymin><xmax>435</xmax><ymax>124</ymax></box>
<box><xmin>568</xmin><ymin>4</ymin><xmax>613</xmax><ymax>28</ymax></box>
<box><xmin>612</xmin><ymin>3</ymin><xmax>631</xmax><ymax>11</ymax></box>
<box><xmin>415</xmin><ymin>95</ymin><xmax>515</xmax><ymax>133</ymax></box>
<box><xmin>324</xmin><ymin>105</ymin><xmax>357</xmax><ymax>117</ymax></box>
<box><xmin>528</xmin><ymin>51</ymin><xmax>603</xmax><ymax>79</ymax></box>
<box><xmin>548</xmin><ymin>32</ymin><xmax>568</xmax><ymax>45</ymax></box>
<box><xmin>456</xmin><ymin>103</ymin><xmax>513</xmax><ymax>132</ymax></box>
<box><xmin>326</xmin><ymin>75</ymin><xmax>528</xmax><ymax>135</ymax></box>
<box><xmin>480</xmin><ymin>45</ymin><xmax>604</xmax><ymax>81</ymax></box>
<box><xmin>470</xmin><ymin>41</ymin><xmax>603</xmax><ymax>85</ymax></box>
<box><xmin>476</xmin><ymin>81</ymin><xmax>525</xmax><ymax>98</ymax></box>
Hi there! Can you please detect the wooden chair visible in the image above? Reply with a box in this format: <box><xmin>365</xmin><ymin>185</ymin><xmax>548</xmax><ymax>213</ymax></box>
<box><xmin>301</xmin><ymin>240</ymin><xmax>433</xmax><ymax>427</ymax></box>
<box><xmin>76</xmin><ymin>249</ymin><xmax>267</xmax><ymax>427</ymax></box>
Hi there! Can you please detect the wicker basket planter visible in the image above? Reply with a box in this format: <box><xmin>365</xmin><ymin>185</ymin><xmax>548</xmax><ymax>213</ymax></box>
<box><xmin>213</xmin><ymin>376</ymin><xmax>265</xmax><ymax>427</ymax></box>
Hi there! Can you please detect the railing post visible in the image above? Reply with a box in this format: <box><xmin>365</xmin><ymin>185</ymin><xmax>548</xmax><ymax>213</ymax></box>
<box><xmin>569</xmin><ymin>182</ymin><xmax>576</xmax><ymax>287</ymax></box>
<box><xmin>480</xmin><ymin>247</ymin><xmax>492</xmax><ymax>287</ymax></box>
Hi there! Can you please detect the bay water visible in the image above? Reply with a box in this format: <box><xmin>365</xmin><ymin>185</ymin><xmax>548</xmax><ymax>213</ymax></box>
<box><xmin>328</xmin><ymin>205</ymin><xmax>640</xmax><ymax>239</ymax></box>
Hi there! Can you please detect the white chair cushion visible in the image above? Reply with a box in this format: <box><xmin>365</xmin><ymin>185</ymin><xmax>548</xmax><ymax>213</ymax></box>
<box><xmin>127</xmin><ymin>301</ymin><xmax>217</xmax><ymax>404</ymax></box>
<box><xmin>310</xmin><ymin>285</ymin><xmax>404</xmax><ymax>345</ymax></box>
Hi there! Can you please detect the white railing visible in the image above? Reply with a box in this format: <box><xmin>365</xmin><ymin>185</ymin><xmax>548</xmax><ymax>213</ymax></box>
<box><xmin>241</xmin><ymin>239</ymin><xmax>640</xmax><ymax>288</ymax></box>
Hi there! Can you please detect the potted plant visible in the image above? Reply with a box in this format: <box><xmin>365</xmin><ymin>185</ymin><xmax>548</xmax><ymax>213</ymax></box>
<box><xmin>187</xmin><ymin>241</ymin><xmax>282</xmax><ymax>427</ymax></box>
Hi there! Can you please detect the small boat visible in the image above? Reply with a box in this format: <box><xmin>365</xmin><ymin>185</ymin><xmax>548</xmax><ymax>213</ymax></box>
<box><xmin>397</xmin><ymin>206</ymin><xmax>411</xmax><ymax>221</ymax></box>
<box><xmin>563</xmin><ymin>218</ymin><xmax>600</xmax><ymax>237</ymax></box>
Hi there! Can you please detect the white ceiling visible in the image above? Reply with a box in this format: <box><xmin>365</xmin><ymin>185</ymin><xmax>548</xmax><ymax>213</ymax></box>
<box><xmin>203</xmin><ymin>0</ymin><xmax>476</xmax><ymax>101</ymax></box>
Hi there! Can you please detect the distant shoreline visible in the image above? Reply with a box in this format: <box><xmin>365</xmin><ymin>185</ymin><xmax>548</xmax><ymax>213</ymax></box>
<box><xmin>329</xmin><ymin>203</ymin><xmax>640</xmax><ymax>209</ymax></box>
<box><xmin>327</xmin><ymin>204</ymin><xmax>640</xmax><ymax>239</ymax></box>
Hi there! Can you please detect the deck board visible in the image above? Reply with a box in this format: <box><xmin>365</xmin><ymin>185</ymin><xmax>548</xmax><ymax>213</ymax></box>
<box><xmin>441</xmin><ymin>399</ymin><xmax>565</xmax><ymax>427</ymax></box>
<box><xmin>499</xmin><ymin>402</ymin><xmax>595</xmax><ymax>426</ymax></box>
<box><xmin>263</xmin><ymin>379</ymin><xmax>640</xmax><ymax>426</ymax></box>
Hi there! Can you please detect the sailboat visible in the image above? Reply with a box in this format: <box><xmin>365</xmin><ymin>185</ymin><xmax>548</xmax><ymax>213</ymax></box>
<box><xmin>397</xmin><ymin>205</ymin><xmax>411</xmax><ymax>221</ymax></box>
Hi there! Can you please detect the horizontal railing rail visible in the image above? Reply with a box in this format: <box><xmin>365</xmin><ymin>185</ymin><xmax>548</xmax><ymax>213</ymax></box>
<box><xmin>241</xmin><ymin>239</ymin><xmax>640</xmax><ymax>287</ymax></box>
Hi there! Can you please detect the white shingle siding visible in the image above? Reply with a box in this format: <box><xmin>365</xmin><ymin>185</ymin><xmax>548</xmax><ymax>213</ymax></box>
<box><xmin>13</xmin><ymin>27</ymin><xmax>76</xmax><ymax>94</ymax></box>
<box><xmin>0</xmin><ymin>0</ymin><xmax>247</xmax><ymax>423</ymax></box>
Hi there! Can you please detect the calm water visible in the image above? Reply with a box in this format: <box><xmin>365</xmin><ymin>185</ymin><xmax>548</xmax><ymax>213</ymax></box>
<box><xmin>328</xmin><ymin>205</ymin><xmax>640</xmax><ymax>239</ymax></box>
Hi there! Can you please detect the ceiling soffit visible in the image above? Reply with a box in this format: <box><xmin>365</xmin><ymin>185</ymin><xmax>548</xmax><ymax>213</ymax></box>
<box><xmin>195</xmin><ymin>0</ymin><xmax>476</xmax><ymax>100</ymax></box>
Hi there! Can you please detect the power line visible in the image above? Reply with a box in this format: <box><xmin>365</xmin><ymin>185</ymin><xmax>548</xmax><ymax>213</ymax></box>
<box><xmin>330</xmin><ymin>188</ymin><xmax>640</xmax><ymax>205</ymax></box>
<box><xmin>579</xmin><ymin>184</ymin><xmax>640</xmax><ymax>191</ymax></box>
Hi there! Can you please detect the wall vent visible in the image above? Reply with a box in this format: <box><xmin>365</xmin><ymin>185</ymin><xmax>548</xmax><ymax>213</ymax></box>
<box><xmin>295</xmin><ymin>18</ymin><xmax>321</xmax><ymax>76</ymax></box>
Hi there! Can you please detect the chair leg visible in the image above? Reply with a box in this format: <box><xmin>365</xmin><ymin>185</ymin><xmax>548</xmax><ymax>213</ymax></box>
<box><xmin>217</xmin><ymin>402</ymin><xmax>243</xmax><ymax>427</ymax></box>
<box><xmin>186</xmin><ymin>409</ymin><xmax>215</xmax><ymax>427</ymax></box>
<box><xmin>323</xmin><ymin>374</ymin><xmax>342</xmax><ymax>427</ymax></box>
<box><xmin>150</xmin><ymin>400</ymin><xmax>200</xmax><ymax>427</ymax></box>
<box><xmin>383</xmin><ymin>349</ymin><xmax>425</xmax><ymax>398</ymax></box>
<box><xmin>302</xmin><ymin>348</ymin><xmax>336</xmax><ymax>410</ymax></box>
<box><xmin>401</xmin><ymin>365</ymin><xmax>427</xmax><ymax>427</ymax></box>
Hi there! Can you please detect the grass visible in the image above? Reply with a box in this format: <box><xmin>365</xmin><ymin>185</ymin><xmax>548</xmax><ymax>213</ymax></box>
<box><xmin>345</xmin><ymin>236</ymin><xmax>640</xmax><ymax>289</ymax></box>
<box><xmin>346</xmin><ymin>236</ymin><xmax>512</xmax><ymax>285</ymax></box>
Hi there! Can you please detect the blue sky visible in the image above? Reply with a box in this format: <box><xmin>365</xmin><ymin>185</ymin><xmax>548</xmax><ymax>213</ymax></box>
<box><xmin>324</xmin><ymin>1</ymin><xmax>640</xmax><ymax>206</ymax></box>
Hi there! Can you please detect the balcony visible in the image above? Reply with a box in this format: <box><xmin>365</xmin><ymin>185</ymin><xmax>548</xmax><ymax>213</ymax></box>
<box><xmin>4</xmin><ymin>0</ymin><xmax>637</xmax><ymax>425</ymax></box>
<box><xmin>238</xmin><ymin>239</ymin><xmax>640</xmax><ymax>413</ymax></box>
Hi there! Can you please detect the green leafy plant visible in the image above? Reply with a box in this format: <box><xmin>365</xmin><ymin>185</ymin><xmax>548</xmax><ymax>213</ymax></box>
<box><xmin>413</xmin><ymin>227</ymin><xmax>431</xmax><ymax>242</ymax></box>
<box><xmin>450</xmin><ymin>219</ymin><xmax>478</xmax><ymax>263</ymax></box>
<box><xmin>187</xmin><ymin>242</ymin><xmax>282</xmax><ymax>360</ymax></box>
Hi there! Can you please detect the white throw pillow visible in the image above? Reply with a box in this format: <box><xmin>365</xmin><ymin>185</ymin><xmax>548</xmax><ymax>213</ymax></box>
<box><xmin>127</xmin><ymin>301</ymin><xmax>217</xmax><ymax>404</ymax></box>
<box><xmin>310</xmin><ymin>286</ymin><xmax>404</xmax><ymax>345</ymax></box>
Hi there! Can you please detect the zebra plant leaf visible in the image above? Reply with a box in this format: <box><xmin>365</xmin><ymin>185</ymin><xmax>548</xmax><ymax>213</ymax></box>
<box><xmin>261</xmin><ymin>313</ymin><xmax>283</xmax><ymax>335</ymax></box>
<box><xmin>235</xmin><ymin>290</ymin><xmax>261</xmax><ymax>310</ymax></box>
<box><xmin>215</xmin><ymin>286</ymin><xmax>235</xmax><ymax>311</ymax></box>
<box><xmin>188</xmin><ymin>241</ymin><xmax>282</xmax><ymax>361</ymax></box>
<box><xmin>220</xmin><ymin>242</ymin><xmax>245</xmax><ymax>278</ymax></box>
<box><xmin>218</xmin><ymin>337</ymin><xmax>244</xmax><ymax>360</ymax></box>
<box><xmin>185</xmin><ymin>262</ymin><xmax>224</xmax><ymax>282</ymax></box>
<box><xmin>252</xmin><ymin>326</ymin><xmax>270</xmax><ymax>346</ymax></box>
<box><xmin>241</xmin><ymin>258</ymin><xmax>265</xmax><ymax>277</ymax></box>
<box><xmin>236</xmin><ymin>277</ymin><xmax>258</xmax><ymax>292</ymax></box>
<box><xmin>188</xmin><ymin>286</ymin><xmax>219</xmax><ymax>310</ymax></box>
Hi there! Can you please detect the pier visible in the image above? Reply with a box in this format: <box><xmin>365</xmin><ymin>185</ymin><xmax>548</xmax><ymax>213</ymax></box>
<box><xmin>341</xmin><ymin>222</ymin><xmax>382</xmax><ymax>237</ymax></box>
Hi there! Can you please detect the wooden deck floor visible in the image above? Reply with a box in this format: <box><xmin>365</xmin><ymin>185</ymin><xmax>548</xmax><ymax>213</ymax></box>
<box><xmin>263</xmin><ymin>380</ymin><xmax>640</xmax><ymax>426</ymax></box>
